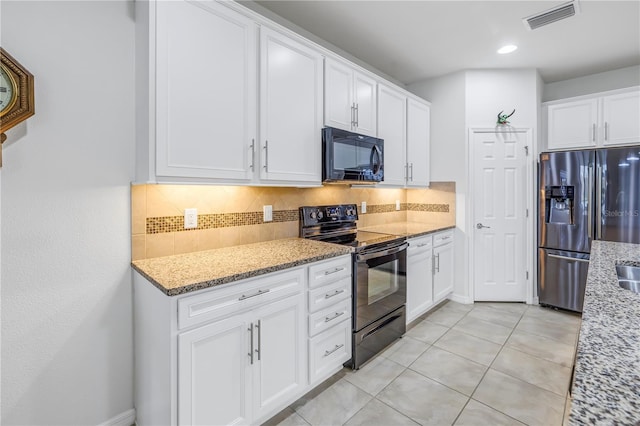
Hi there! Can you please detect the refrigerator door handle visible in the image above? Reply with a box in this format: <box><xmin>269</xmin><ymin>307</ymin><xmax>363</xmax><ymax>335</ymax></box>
<box><xmin>596</xmin><ymin>163</ymin><xmax>603</xmax><ymax>239</ymax></box>
<box><xmin>548</xmin><ymin>253</ymin><xmax>590</xmax><ymax>263</ymax></box>
<box><xmin>588</xmin><ymin>165</ymin><xmax>594</xmax><ymax>240</ymax></box>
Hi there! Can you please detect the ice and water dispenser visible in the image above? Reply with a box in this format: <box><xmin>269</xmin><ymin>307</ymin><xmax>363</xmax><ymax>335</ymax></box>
<box><xmin>544</xmin><ymin>179</ymin><xmax>575</xmax><ymax>225</ymax></box>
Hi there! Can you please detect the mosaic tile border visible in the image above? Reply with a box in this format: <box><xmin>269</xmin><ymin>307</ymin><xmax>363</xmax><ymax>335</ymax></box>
<box><xmin>145</xmin><ymin>203</ymin><xmax>449</xmax><ymax>234</ymax></box>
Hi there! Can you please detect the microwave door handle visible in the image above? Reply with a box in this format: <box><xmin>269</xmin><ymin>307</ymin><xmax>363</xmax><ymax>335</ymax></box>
<box><xmin>370</xmin><ymin>145</ymin><xmax>382</xmax><ymax>174</ymax></box>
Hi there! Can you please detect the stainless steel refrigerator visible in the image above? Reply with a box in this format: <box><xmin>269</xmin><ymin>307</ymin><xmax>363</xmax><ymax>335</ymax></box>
<box><xmin>538</xmin><ymin>146</ymin><xmax>640</xmax><ymax>312</ymax></box>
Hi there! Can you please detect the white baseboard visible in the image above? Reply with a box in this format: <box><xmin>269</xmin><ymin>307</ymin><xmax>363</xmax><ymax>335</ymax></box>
<box><xmin>448</xmin><ymin>293</ymin><xmax>473</xmax><ymax>304</ymax></box>
<box><xmin>98</xmin><ymin>409</ymin><xmax>136</xmax><ymax>426</ymax></box>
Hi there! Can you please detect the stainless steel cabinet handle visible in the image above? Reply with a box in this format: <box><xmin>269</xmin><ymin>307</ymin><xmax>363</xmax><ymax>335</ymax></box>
<box><xmin>323</xmin><ymin>344</ymin><xmax>344</xmax><ymax>357</ymax></box>
<box><xmin>476</xmin><ymin>223</ymin><xmax>491</xmax><ymax>229</ymax></box>
<box><xmin>592</xmin><ymin>124</ymin><xmax>596</xmax><ymax>142</ymax></box>
<box><xmin>255</xmin><ymin>320</ymin><xmax>261</xmax><ymax>361</ymax></box>
<box><xmin>249</xmin><ymin>139</ymin><xmax>255</xmax><ymax>171</ymax></box>
<box><xmin>324</xmin><ymin>267</ymin><xmax>345</xmax><ymax>276</ymax></box>
<box><xmin>440</xmin><ymin>236</ymin><xmax>451</xmax><ymax>240</ymax></box>
<box><xmin>548</xmin><ymin>254</ymin><xmax>590</xmax><ymax>263</ymax></box>
<box><xmin>351</xmin><ymin>104</ymin><xmax>355</xmax><ymax>127</ymax></box>
<box><xmin>239</xmin><ymin>289</ymin><xmax>270</xmax><ymax>301</ymax></box>
<box><xmin>416</xmin><ymin>243</ymin><xmax>428</xmax><ymax>248</ymax></box>
<box><xmin>248</xmin><ymin>323</ymin><xmax>254</xmax><ymax>365</ymax></box>
<box><xmin>324</xmin><ymin>289</ymin><xmax>345</xmax><ymax>299</ymax></box>
<box><xmin>409</xmin><ymin>163</ymin><xmax>414</xmax><ymax>181</ymax></box>
<box><xmin>405</xmin><ymin>163</ymin><xmax>408</xmax><ymax>181</ymax></box>
<box><xmin>356</xmin><ymin>104</ymin><xmax>360</xmax><ymax>127</ymax></box>
<box><xmin>263</xmin><ymin>140</ymin><xmax>269</xmax><ymax>171</ymax></box>
<box><xmin>604</xmin><ymin>122</ymin><xmax>609</xmax><ymax>141</ymax></box>
<box><xmin>325</xmin><ymin>311</ymin><xmax>345</xmax><ymax>323</ymax></box>
<box><xmin>436</xmin><ymin>253</ymin><xmax>440</xmax><ymax>272</ymax></box>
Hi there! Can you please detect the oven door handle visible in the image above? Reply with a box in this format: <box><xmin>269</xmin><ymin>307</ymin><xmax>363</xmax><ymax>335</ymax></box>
<box><xmin>356</xmin><ymin>242</ymin><xmax>408</xmax><ymax>262</ymax></box>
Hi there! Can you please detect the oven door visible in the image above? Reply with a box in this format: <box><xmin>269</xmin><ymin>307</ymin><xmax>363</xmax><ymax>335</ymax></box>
<box><xmin>354</xmin><ymin>242</ymin><xmax>408</xmax><ymax>331</ymax></box>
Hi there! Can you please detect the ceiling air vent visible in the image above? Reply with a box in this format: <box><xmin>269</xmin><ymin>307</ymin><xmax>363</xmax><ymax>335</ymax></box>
<box><xmin>523</xmin><ymin>1</ymin><xmax>581</xmax><ymax>30</ymax></box>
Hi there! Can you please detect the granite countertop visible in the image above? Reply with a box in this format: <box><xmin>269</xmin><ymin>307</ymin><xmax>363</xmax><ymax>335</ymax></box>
<box><xmin>570</xmin><ymin>240</ymin><xmax>640</xmax><ymax>425</ymax></box>
<box><xmin>360</xmin><ymin>222</ymin><xmax>455</xmax><ymax>238</ymax></box>
<box><xmin>132</xmin><ymin>238</ymin><xmax>352</xmax><ymax>296</ymax></box>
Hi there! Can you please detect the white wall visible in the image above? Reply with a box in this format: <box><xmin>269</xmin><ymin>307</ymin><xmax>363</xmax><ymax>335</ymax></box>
<box><xmin>1</xmin><ymin>2</ymin><xmax>135</xmax><ymax>424</ymax></box>
<box><xmin>408</xmin><ymin>69</ymin><xmax>540</xmax><ymax>302</ymax></box>
<box><xmin>543</xmin><ymin>65</ymin><xmax>640</xmax><ymax>102</ymax></box>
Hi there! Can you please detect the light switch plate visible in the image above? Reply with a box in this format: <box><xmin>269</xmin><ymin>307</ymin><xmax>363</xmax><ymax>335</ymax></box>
<box><xmin>361</xmin><ymin>201</ymin><xmax>367</xmax><ymax>214</ymax></box>
<box><xmin>396</xmin><ymin>200</ymin><xmax>401</xmax><ymax>211</ymax></box>
<box><xmin>184</xmin><ymin>208</ymin><xmax>198</xmax><ymax>229</ymax></box>
<box><xmin>263</xmin><ymin>205</ymin><xmax>273</xmax><ymax>222</ymax></box>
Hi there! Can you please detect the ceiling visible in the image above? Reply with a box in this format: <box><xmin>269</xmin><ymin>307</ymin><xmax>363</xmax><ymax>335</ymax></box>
<box><xmin>249</xmin><ymin>1</ymin><xmax>640</xmax><ymax>85</ymax></box>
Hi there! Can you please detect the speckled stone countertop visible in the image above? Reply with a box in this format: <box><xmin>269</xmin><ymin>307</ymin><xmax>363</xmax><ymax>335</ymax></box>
<box><xmin>360</xmin><ymin>222</ymin><xmax>455</xmax><ymax>238</ymax></box>
<box><xmin>132</xmin><ymin>238</ymin><xmax>352</xmax><ymax>296</ymax></box>
<box><xmin>569</xmin><ymin>240</ymin><xmax>640</xmax><ymax>425</ymax></box>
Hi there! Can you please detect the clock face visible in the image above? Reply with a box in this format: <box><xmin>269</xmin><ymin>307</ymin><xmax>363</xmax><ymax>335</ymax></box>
<box><xmin>0</xmin><ymin>65</ymin><xmax>17</xmax><ymax>117</ymax></box>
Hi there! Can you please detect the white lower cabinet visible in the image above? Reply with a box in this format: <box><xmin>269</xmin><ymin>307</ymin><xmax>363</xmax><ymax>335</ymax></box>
<box><xmin>134</xmin><ymin>255</ymin><xmax>352</xmax><ymax>426</ymax></box>
<box><xmin>433</xmin><ymin>230</ymin><xmax>454</xmax><ymax>303</ymax></box>
<box><xmin>405</xmin><ymin>230</ymin><xmax>455</xmax><ymax>324</ymax></box>
<box><xmin>406</xmin><ymin>235</ymin><xmax>434</xmax><ymax>323</ymax></box>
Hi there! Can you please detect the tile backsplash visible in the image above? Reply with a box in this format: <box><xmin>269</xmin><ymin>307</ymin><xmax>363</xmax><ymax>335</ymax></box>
<box><xmin>132</xmin><ymin>182</ymin><xmax>456</xmax><ymax>260</ymax></box>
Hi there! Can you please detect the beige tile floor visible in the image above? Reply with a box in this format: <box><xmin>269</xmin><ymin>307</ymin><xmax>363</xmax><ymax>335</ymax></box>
<box><xmin>263</xmin><ymin>300</ymin><xmax>581</xmax><ymax>426</ymax></box>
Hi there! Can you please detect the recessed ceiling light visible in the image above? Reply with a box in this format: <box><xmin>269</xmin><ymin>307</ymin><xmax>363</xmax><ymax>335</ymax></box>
<box><xmin>497</xmin><ymin>45</ymin><xmax>518</xmax><ymax>54</ymax></box>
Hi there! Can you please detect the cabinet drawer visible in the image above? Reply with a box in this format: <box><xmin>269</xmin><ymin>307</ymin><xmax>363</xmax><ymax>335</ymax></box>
<box><xmin>433</xmin><ymin>230</ymin><xmax>454</xmax><ymax>247</ymax></box>
<box><xmin>408</xmin><ymin>235</ymin><xmax>432</xmax><ymax>254</ymax></box>
<box><xmin>308</xmin><ymin>318</ymin><xmax>351</xmax><ymax>386</ymax></box>
<box><xmin>308</xmin><ymin>255</ymin><xmax>352</xmax><ymax>289</ymax></box>
<box><xmin>308</xmin><ymin>277</ymin><xmax>351</xmax><ymax>313</ymax></box>
<box><xmin>308</xmin><ymin>298</ymin><xmax>351</xmax><ymax>338</ymax></box>
<box><xmin>177</xmin><ymin>268</ymin><xmax>304</xmax><ymax>330</ymax></box>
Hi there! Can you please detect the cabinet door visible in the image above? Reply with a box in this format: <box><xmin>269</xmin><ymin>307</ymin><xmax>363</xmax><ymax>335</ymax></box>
<box><xmin>433</xmin><ymin>242</ymin><xmax>454</xmax><ymax>302</ymax></box>
<box><xmin>547</xmin><ymin>99</ymin><xmax>598</xmax><ymax>150</ymax></box>
<box><xmin>377</xmin><ymin>84</ymin><xmax>407</xmax><ymax>187</ymax></box>
<box><xmin>252</xmin><ymin>293</ymin><xmax>306</xmax><ymax>421</ymax></box>
<box><xmin>324</xmin><ymin>59</ymin><xmax>354</xmax><ymax>132</ymax></box>
<box><xmin>353</xmin><ymin>71</ymin><xmax>377</xmax><ymax>137</ymax></box>
<box><xmin>406</xmin><ymin>242</ymin><xmax>433</xmax><ymax>324</ymax></box>
<box><xmin>406</xmin><ymin>99</ymin><xmax>430</xmax><ymax>187</ymax></box>
<box><xmin>602</xmin><ymin>91</ymin><xmax>640</xmax><ymax>146</ymax></box>
<box><xmin>178</xmin><ymin>314</ymin><xmax>252</xmax><ymax>426</ymax></box>
<box><xmin>155</xmin><ymin>0</ymin><xmax>257</xmax><ymax>181</ymax></box>
<box><xmin>260</xmin><ymin>27</ymin><xmax>323</xmax><ymax>184</ymax></box>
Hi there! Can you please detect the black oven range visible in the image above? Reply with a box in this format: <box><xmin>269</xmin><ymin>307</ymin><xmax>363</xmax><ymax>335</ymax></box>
<box><xmin>299</xmin><ymin>204</ymin><xmax>407</xmax><ymax>370</ymax></box>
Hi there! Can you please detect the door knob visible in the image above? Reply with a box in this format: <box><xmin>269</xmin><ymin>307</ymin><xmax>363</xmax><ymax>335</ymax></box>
<box><xmin>476</xmin><ymin>223</ymin><xmax>491</xmax><ymax>229</ymax></box>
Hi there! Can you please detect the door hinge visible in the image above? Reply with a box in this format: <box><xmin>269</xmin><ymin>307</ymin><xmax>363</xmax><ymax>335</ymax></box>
<box><xmin>524</xmin><ymin>146</ymin><xmax>529</xmax><ymax>156</ymax></box>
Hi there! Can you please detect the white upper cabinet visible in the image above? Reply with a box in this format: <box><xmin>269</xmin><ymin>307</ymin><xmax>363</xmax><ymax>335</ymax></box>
<box><xmin>260</xmin><ymin>27</ymin><xmax>323</xmax><ymax>184</ymax></box>
<box><xmin>324</xmin><ymin>58</ymin><xmax>377</xmax><ymax>137</ymax></box>
<box><xmin>377</xmin><ymin>85</ymin><xmax>431</xmax><ymax>188</ymax></box>
<box><xmin>406</xmin><ymin>98</ymin><xmax>431</xmax><ymax>187</ymax></box>
<box><xmin>545</xmin><ymin>87</ymin><xmax>640</xmax><ymax>151</ymax></box>
<box><xmin>377</xmin><ymin>84</ymin><xmax>407</xmax><ymax>187</ymax></box>
<box><xmin>154</xmin><ymin>0</ymin><xmax>257</xmax><ymax>182</ymax></box>
<box><xmin>602</xmin><ymin>90</ymin><xmax>640</xmax><ymax>146</ymax></box>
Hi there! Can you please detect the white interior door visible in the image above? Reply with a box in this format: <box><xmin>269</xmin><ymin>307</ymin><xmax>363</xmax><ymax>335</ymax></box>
<box><xmin>472</xmin><ymin>129</ymin><xmax>530</xmax><ymax>301</ymax></box>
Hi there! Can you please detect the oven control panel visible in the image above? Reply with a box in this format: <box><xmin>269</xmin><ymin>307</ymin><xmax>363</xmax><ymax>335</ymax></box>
<box><xmin>299</xmin><ymin>204</ymin><xmax>358</xmax><ymax>226</ymax></box>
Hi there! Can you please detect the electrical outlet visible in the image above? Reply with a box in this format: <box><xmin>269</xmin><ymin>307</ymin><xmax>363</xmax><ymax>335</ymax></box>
<box><xmin>361</xmin><ymin>201</ymin><xmax>367</xmax><ymax>214</ymax></box>
<box><xmin>396</xmin><ymin>200</ymin><xmax>401</xmax><ymax>211</ymax></box>
<box><xmin>263</xmin><ymin>205</ymin><xmax>273</xmax><ymax>222</ymax></box>
<box><xmin>184</xmin><ymin>208</ymin><xmax>198</xmax><ymax>229</ymax></box>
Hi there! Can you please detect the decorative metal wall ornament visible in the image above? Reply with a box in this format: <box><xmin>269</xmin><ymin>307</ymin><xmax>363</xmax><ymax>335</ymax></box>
<box><xmin>497</xmin><ymin>109</ymin><xmax>515</xmax><ymax>125</ymax></box>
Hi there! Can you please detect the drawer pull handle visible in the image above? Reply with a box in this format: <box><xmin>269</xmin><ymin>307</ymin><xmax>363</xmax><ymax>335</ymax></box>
<box><xmin>239</xmin><ymin>289</ymin><xmax>270</xmax><ymax>301</ymax></box>
<box><xmin>416</xmin><ymin>243</ymin><xmax>428</xmax><ymax>247</ymax></box>
<box><xmin>324</xmin><ymin>344</ymin><xmax>344</xmax><ymax>357</ymax></box>
<box><xmin>324</xmin><ymin>289</ymin><xmax>345</xmax><ymax>299</ymax></box>
<box><xmin>325</xmin><ymin>311</ymin><xmax>345</xmax><ymax>323</ymax></box>
<box><xmin>324</xmin><ymin>267</ymin><xmax>345</xmax><ymax>276</ymax></box>
<box><xmin>440</xmin><ymin>236</ymin><xmax>450</xmax><ymax>240</ymax></box>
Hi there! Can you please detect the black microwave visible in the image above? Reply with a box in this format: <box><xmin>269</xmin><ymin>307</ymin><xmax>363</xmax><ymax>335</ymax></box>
<box><xmin>322</xmin><ymin>127</ymin><xmax>384</xmax><ymax>183</ymax></box>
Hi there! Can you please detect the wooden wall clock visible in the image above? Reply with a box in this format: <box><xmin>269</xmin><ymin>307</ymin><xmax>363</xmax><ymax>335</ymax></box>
<box><xmin>0</xmin><ymin>47</ymin><xmax>35</xmax><ymax>165</ymax></box>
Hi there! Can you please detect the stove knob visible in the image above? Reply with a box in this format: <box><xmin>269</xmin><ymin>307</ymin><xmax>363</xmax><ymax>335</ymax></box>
<box><xmin>309</xmin><ymin>211</ymin><xmax>317</xmax><ymax>219</ymax></box>
<box><xmin>317</xmin><ymin>211</ymin><xmax>324</xmax><ymax>219</ymax></box>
